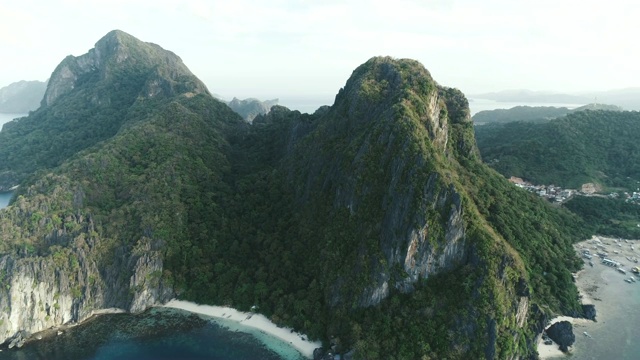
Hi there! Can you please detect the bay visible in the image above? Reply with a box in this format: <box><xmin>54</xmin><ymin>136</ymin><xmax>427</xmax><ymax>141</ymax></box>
<box><xmin>2</xmin><ymin>308</ymin><xmax>307</xmax><ymax>360</ymax></box>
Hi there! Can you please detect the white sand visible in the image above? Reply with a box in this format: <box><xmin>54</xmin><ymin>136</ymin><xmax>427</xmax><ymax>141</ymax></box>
<box><xmin>536</xmin><ymin>336</ymin><xmax>566</xmax><ymax>359</ymax></box>
<box><xmin>537</xmin><ymin>315</ymin><xmax>592</xmax><ymax>360</ymax></box>
<box><xmin>163</xmin><ymin>299</ymin><xmax>321</xmax><ymax>359</ymax></box>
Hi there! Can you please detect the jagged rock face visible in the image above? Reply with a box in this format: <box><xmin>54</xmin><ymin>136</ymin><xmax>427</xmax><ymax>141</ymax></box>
<box><xmin>0</xmin><ymin>44</ymin><xmax>584</xmax><ymax>358</ymax></box>
<box><xmin>127</xmin><ymin>239</ymin><xmax>174</xmax><ymax>313</ymax></box>
<box><xmin>43</xmin><ymin>30</ymin><xmax>209</xmax><ymax>107</ymax></box>
<box><xmin>281</xmin><ymin>57</ymin><xmax>474</xmax><ymax>307</ymax></box>
<box><xmin>0</xmin><ymin>238</ymin><xmax>174</xmax><ymax>343</ymax></box>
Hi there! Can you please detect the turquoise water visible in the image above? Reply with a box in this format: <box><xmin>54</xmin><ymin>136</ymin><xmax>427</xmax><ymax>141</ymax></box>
<box><xmin>2</xmin><ymin>308</ymin><xmax>307</xmax><ymax>360</ymax></box>
<box><xmin>0</xmin><ymin>191</ymin><xmax>13</xmax><ymax>208</ymax></box>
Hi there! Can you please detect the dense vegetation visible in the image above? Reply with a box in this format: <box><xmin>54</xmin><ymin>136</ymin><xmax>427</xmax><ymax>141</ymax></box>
<box><xmin>0</xmin><ymin>30</ymin><xmax>209</xmax><ymax>191</ymax></box>
<box><xmin>475</xmin><ymin>110</ymin><xmax>640</xmax><ymax>189</ymax></box>
<box><xmin>0</xmin><ymin>33</ymin><xmax>593</xmax><ymax>359</ymax></box>
<box><xmin>472</xmin><ymin>104</ymin><xmax>621</xmax><ymax>124</ymax></box>
<box><xmin>473</xmin><ymin>106</ymin><xmax>571</xmax><ymax>124</ymax></box>
<box><xmin>564</xmin><ymin>196</ymin><xmax>640</xmax><ymax>239</ymax></box>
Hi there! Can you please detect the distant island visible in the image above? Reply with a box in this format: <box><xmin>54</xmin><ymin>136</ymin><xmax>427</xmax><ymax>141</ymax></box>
<box><xmin>471</xmin><ymin>89</ymin><xmax>591</xmax><ymax>104</ymax></box>
<box><xmin>472</xmin><ymin>103</ymin><xmax>623</xmax><ymax>124</ymax></box>
<box><xmin>0</xmin><ymin>80</ymin><xmax>47</xmax><ymax>113</ymax></box>
<box><xmin>226</xmin><ymin>97</ymin><xmax>278</xmax><ymax>122</ymax></box>
<box><xmin>471</xmin><ymin>88</ymin><xmax>640</xmax><ymax>111</ymax></box>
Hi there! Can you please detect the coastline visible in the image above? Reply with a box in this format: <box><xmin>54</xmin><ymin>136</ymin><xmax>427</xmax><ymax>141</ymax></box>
<box><xmin>162</xmin><ymin>299</ymin><xmax>321</xmax><ymax>359</ymax></box>
<box><xmin>537</xmin><ymin>236</ymin><xmax>640</xmax><ymax>359</ymax></box>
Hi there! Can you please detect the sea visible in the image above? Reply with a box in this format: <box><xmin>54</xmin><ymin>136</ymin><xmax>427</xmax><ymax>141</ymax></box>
<box><xmin>277</xmin><ymin>95</ymin><xmax>334</xmax><ymax>114</ymax></box>
<box><xmin>0</xmin><ymin>191</ymin><xmax>12</xmax><ymax>208</ymax></box>
<box><xmin>0</xmin><ymin>113</ymin><xmax>26</xmax><ymax>132</ymax></box>
<box><xmin>562</xmin><ymin>260</ymin><xmax>640</xmax><ymax>360</ymax></box>
<box><xmin>1</xmin><ymin>308</ymin><xmax>307</xmax><ymax>360</ymax></box>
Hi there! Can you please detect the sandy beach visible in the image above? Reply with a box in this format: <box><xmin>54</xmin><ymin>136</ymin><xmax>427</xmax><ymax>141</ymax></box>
<box><xmin>163</xmin><ymin>299</ymin><xmax>322</xmax><ymax>359</ymax></box>
<box><xmin>537</xmin><ymin>236</ymin><xmax>640</xmax><ymax>359</ymax></box>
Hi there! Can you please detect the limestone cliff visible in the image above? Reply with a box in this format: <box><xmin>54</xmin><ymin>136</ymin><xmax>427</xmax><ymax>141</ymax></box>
<box><xmin>0</xmin><ymin>29</ymin><xmax>214</xmax><ymax>191</ymax></box>
<box><xmin>0</xmin><ymin>33</ymin><xmax>589</xmax><ymax>359</ymax></box>
<box><xmin>43</xmin><ymin>30</ymin><xmax>209</xmax><ymax>107</ymax></box>
<box><xmin>278</xmin><ymin>58</ymin><xmax>475</xmax><ymax>306</ymax></box>
<box><xmin>0</xmin><ymin>177</ymin><xmax>175</xmax><ymax>342</ymax></box>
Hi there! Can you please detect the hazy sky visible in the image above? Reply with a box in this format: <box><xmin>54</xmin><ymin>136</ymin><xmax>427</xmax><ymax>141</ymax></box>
<box><xmin>1</xmin><ymin>0</ymin><xmax>638</xmax><ymax>105</ymax></box>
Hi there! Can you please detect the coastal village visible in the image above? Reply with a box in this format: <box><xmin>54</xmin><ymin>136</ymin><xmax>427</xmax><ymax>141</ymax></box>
<box><xmin>508</xmin><ymin>176</ymin><xmax>640</xmax><ymax>206</ymax></box>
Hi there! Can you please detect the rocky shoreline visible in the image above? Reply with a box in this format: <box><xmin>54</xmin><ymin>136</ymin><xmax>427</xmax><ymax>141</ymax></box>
<box><xmin>537</xmin><ymin>236</ymin><xmax>640</xmax><ymax>359</ymax></box>
<box><xmin>0</xmin><ymin>307</ymin><xmax>126</xmax><ymax>351</ymax></box>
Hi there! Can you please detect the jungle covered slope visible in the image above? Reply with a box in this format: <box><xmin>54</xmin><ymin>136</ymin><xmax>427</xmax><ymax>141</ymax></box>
<box><xmin>475</xmin><ymin>110</ymin><xmax>640</xmax><ymax>189</ymax></box>
<box><xmin>564</xmin><ymin>196</ymin><xmax>640</xmax><ymax>239</ymax></box>
<box><xmin>0</xmin><ymin>30</ymin><xmax>210</xmax><ymax>191</ymax></box>
<box><xmin>0</xmin><ymin>31</ymin><xmax>591</xmax><ymax>359</ymax></box>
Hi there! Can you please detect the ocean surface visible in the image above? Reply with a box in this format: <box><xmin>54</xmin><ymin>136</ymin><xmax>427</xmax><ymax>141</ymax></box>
<box><xmin>0</xmin><ymin>191</ymin><xmax>13</xmax><ymax>208</ymax></box>
<box><xmin>1</xmin><ymin>308</ymin><xmax>307</xmax><ymax>360</ymax></box>
<box><xmin>567</xmin><ymin>264</ymin><xmax>640</xmax><ymax>360</ymax></box>
<box><xmin>0</xmin><ymin>113</ymin><xmax>26</xmax><ymax>132</ymax></box>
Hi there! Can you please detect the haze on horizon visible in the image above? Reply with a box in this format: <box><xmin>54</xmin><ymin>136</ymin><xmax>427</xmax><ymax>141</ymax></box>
<box><xmin>1</xmin><ymin>0</ymin><xmax>638</xmax><ymax>106</ymax></box>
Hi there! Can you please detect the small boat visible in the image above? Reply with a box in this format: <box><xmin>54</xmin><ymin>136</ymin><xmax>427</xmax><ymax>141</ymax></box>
<box><xmin>583</xmin><ymin>331</ymin><xmax>593</xmax><ymax>338</ymax></box>
<box><xmin>625</xmin><ymin>279</ymin><xmax>633</xmax><ymax>283</ymax></box>
<box><xmin>629</xmin><ymin>277</ymin><xmax>636</xmax><ymax>283</ymax></box>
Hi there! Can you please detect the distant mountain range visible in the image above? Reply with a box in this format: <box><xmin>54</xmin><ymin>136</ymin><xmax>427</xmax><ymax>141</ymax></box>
<box><xmin>471</xmin><ymin>88</ymin><xmax>640</xmax><ymax>110</ymax></box>
<box><xmin>0</xmin><ymin>80</ymin><xmax>47</xmax><ymax>113</ymax></box>
<box><xmin>472</xmin><ymin>103</ymin><xmax>623</xmax><ymax>124</ymax></box>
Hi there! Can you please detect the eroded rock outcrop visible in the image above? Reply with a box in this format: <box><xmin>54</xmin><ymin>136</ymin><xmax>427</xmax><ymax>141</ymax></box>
<box><xmin>0</xmin><ymin>239</ymin><xmax>174</xmax><ymax>344</ymax></box>
<box><xmin>546</xmin><ymin>321</ymin><xmax>575</xmax><ymax>352</ymax></box>
<box><xmin>43</xmin><ymin>30</ymin><xmax>209</xmax><ymax>107</ymax></box>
